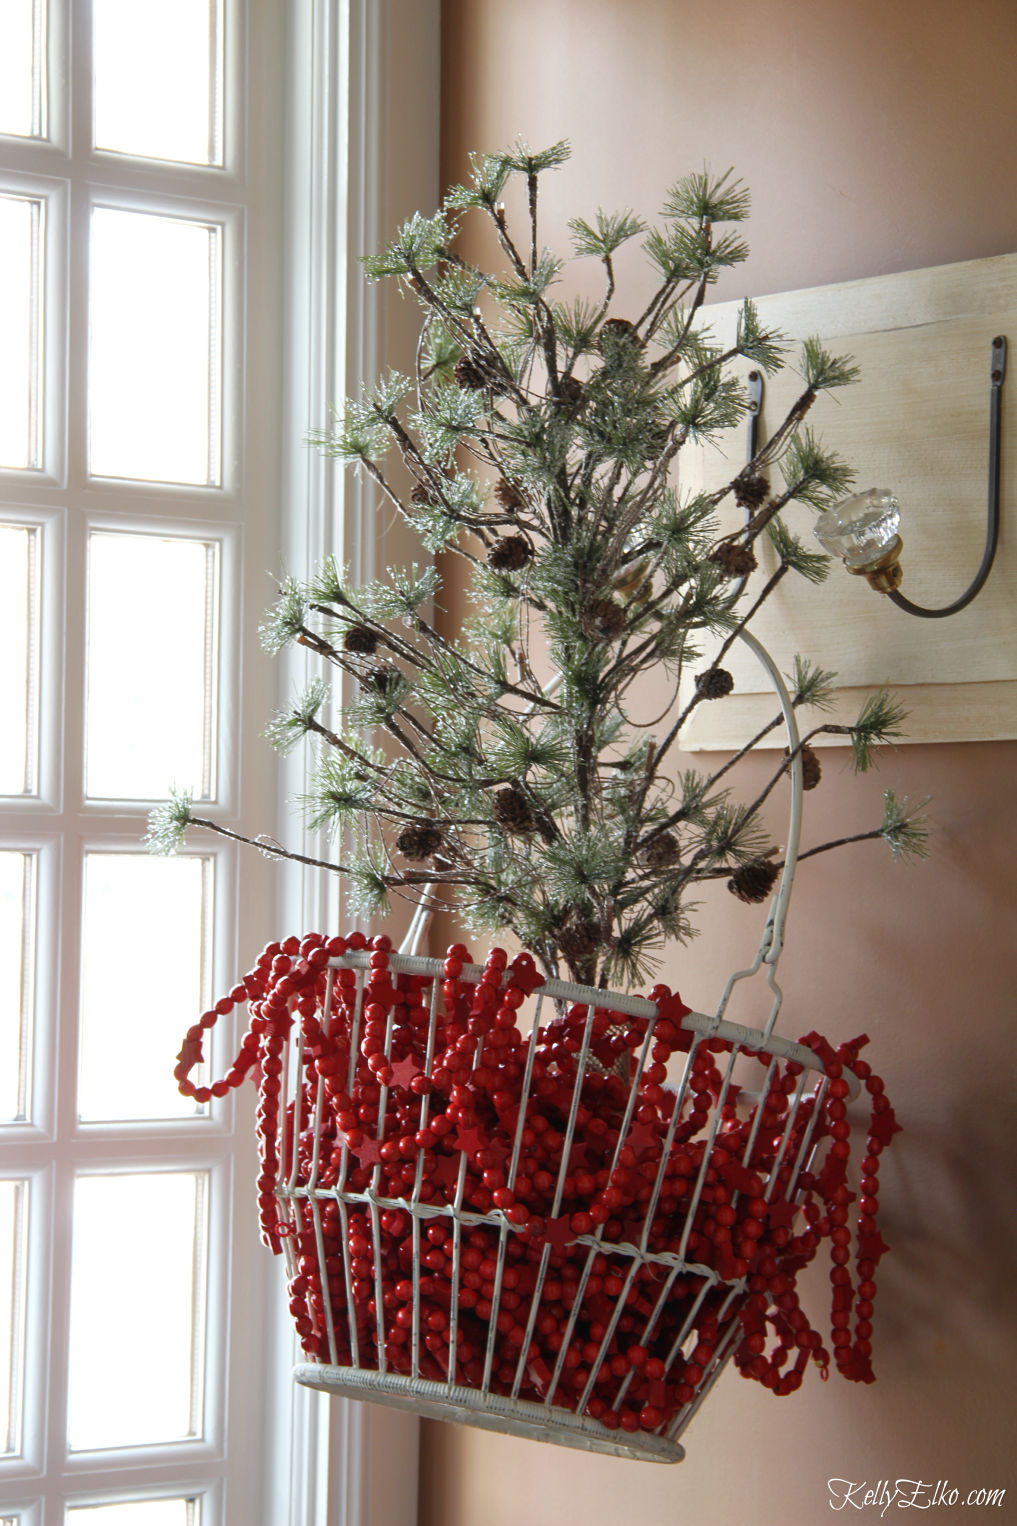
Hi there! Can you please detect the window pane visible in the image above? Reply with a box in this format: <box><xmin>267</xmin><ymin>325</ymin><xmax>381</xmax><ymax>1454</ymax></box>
<box><xmin>94</xmin><ymin>0</ymin><xmax>222</xmax><ymax>166</ymax></box>
<box><xmin>67</xmin><ymin>1499</ymin><xmax>199</xmax><ymax>1526</ymax></box>
<box><xmin>0</xmin><ymin>1179</ymin><xmax>28</xmax><ymax>1457</ymax></box>
<box><xmin>0</xmin><ymin>0</ymin><xmax>46</xmax><ymax>139</ymax></box>
<box><xmin>89</xmin><ymin>208</ymin><xmax>222</xmax><ymax>485</ymax></box>
<box><xmin>0</xmin><ymin>194</ymin><xmax>43</xmax><ymax>471</ymax></box>
<box><xmin>68</xmin><ymin>1173</ymin><xmax>208</xmax><ymax>1451</ymax></box>
<box><xmin>85</xmin><ymin>532</ymin><xmax>219</xmax><ymax>801</ymax></box>
<box><xmin>0</xmin><ymin>525</ymin><xmax>39</xmax><ymax>796</ymax></box>
<box><xmin>78</xmin><ymin>854</ymin><xmax>212</xmax><ymax>1122</ymax></box>
<box><xmin>0</xmin><ymin>853</ymin><xmax>34</xmax><ymax>1125</ymax></box>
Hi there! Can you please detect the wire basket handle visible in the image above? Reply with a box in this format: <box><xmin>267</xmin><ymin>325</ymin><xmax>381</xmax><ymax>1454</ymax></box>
<box><xmin>707</xmin><ymin>630</ymin><xmax>803</xmax><ymax>1042</ymax></box>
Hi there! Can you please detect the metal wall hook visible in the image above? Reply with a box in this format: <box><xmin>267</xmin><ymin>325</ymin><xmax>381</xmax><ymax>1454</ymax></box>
<box><xmin>884</xmin><ymin>335</ymin><xmax>1007</xmax><ymax>618</ymax></box>
<box><xmin>744</xmin><ymin>339</ymin><xmax>1007</xmax><ymax>619</ymax></box>
<box><xmin>746</xmin><ymin>369</ymin><xmax>763</xmax><ymax>464</ymax></box>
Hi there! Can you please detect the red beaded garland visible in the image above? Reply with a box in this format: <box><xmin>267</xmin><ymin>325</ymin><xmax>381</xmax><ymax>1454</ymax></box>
<box><xmin>176</xmin><ymin>933</ymin><xmax>897</xmax><ymax>1434</ymax></box>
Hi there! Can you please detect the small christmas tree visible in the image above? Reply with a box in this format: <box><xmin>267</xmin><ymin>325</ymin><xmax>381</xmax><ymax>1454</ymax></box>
<box><xmin>149</xmin><ymin>142</ymin><xmax>926</xmax><ymax>987</ymax></box>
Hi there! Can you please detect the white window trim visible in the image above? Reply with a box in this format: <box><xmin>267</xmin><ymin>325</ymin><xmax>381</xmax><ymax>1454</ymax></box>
<box><xmin>1</xmin><ymin>1</ymin><xmax>291</xmax><ymax>1519</ymax></box>
<box><xmin>269</xmin><ymin>4</ymin><xmax>440</xmax><ymax>1524</ymax></box>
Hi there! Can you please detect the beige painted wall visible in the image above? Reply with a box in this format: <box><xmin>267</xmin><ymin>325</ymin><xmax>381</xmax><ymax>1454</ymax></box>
<box><xmin>419</xmin><ymin>3</ymin><xmax>1017</xmax><ymax>1522</ymax></box>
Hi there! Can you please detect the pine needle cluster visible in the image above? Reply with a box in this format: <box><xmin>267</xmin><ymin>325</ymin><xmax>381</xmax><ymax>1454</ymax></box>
<box><xmin>149</xmin><ymin>142</ymin><xmax>928</xmax><ymax>987</ymax></box>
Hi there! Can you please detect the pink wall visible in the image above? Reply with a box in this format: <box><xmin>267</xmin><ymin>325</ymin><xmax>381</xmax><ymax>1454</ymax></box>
<box><xmin>421</xmin><ymin>4</ymin><xmax>1017</xmax><ymax>1522</ymax></box>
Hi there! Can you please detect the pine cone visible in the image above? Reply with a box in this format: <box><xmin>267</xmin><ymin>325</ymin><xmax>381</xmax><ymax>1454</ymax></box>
<box><xmin>557</xmin><ymin>915</ymin><xmax>602</xmax><ymax>964</ymax></box>
<box><xmin>454</xmin><ymin>355</ymin><xmax>490</xmax><ymax>391</ymax></box>
<box><xmin>581</xmin><ymin>597</ymin><xmax>626</xmax><ymax>642</ymax></box>
<box><xmin>494</xmin><ymin>478</ymin><xmax>526</xmax><ymax>514</ymax></box>
<box><xmin>599</xmin><ymin>317</ymin><xmax>640</xmax><ymax>357</ymax></box>
<box><xmin>708</xmin><ymin>541</ymin><xmax>758</xmax><ymax>578</ymax></box>
<box><xmin>695</xmin><ymin>667</ymin><xmax>735</xmax><ymax>700</ymax></box>
<box><xmin>396</xmin><ymin>821</ymin><xmax>443</xmax><ymax>861</ymax></box>
<box><xmin>493</xmin><ymin>785</ymin><xmax>535</xmax><ymax>835</ymax></box>
<box><xmin>558</xmin><ymin>374</ymin><xmax>585</xmax><ymax>410</ymax></box>
<box><xmin>343</xmin><ymin>623</ymin><xmax>378</xmax><ymax>655</ymax></box>
<box><xmin>640</xmin><ymin>831</ymin><xmax>681</xmax><ymax>870</ymax></box>
<box><xmin>365</xmin><ymin>666</ymin><xmax>397</xmax><ymax>695</ymax></box>
<box><xmin>733</xmin><ymin>472</ymin><xmax>770</xmax><ymax>511</ymax></box>
<box><xmin>786</xmin><ymin>743</ymin><xmax>822</xmax><ymax>791</ymax></box>
<box><xmin>410</xmin><ymin>483</ymin><xmax>432</xmax><ymax>507</ymax></box>
<box><xmin>487</xmin><ymin>534</ymin><xmax>532</xmax><ymax>572</ymax></box>
<box><xmin>727</xmin><ymin>859</ymin><xmax>781</xmax><ymax>905</ymax></box>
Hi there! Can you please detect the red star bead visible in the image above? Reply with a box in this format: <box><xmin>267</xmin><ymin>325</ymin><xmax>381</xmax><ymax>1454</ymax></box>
<box><xmin>715</xmin><ymin>1248</ymin><xmax>744</xmax><ymax>1282</ymax></box>
<box><xmin>506</xmin><ymin>956</ymin><xmax>544</xmax><ymax>995</ymax></box>
<box><xmin>530</xmin><ymin>1214</ymin><xmax>576</xmax><ymax>1250</ymax></box>
<box><xmin>388</xmin><ymin>1054</ymin><xmax>421</xmax><ymax>1090</ymax></box>
<box><xmin>766</xmin><ymin>1198</ymin><xmax>798</xmax><ymax>1231</ymax></box>
<box><xmin>626</xmin><ymin>1121</ymin><xmax>659</xmax><ymax>1160</ymax></box>
<box><xmin>567</xmin><ymin>1140</ymin><xmax>594</xmax><ymax>1172</ymax></box>
<box><xmin>816</xmin><ymin>1155</ymin><xmax>848</xmax><ymax>1196</ymax></box>
<box><xmin>177</xmin><ymin>1037</ymin><xmax>203</xmax><ymax>1070</ymax></box>
<box><xmin>718</xmin><ymin>1159</ymin><xmax>759</xmax><ymax>1195</ymax></box>
<box><xmin>739</xmin><ymin>1302</ymin><xmax>767</xmax><ymax>1337</ymax></box>
<box><xmin>349</xmin><ymin>1136</ymin><xmax>384</xmax><ymax>1167</ymax></box>
<box><xmin>869</xmin><ymin>1108</ymin><xmax>902</xmax><ymax>1147</ymax></box>
<box><xmin>655</xmin><ymin>992</ymin><xmax>691</xmax><ymax>1028</ymax></box>
<box><xmin>857</xmin><ymin>1230</ymin><xmax>890</xmax><ymax>1264</ymax></box>
<box><xmin>431</xmin><ymin>1153</ymin><xmax>461</xmax><ymax>1192</ymax></box>
<box><xmin>453</xmin><ymin>1123</ymin><xmax>489</xmax><ymax>1158</ymax></box>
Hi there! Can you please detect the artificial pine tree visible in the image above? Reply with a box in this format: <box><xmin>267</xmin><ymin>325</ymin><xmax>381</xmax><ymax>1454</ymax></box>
<box><xmin>149</xmin><ymin>142</ymin><xmax>927</xmax><ymax>989</ymax></box>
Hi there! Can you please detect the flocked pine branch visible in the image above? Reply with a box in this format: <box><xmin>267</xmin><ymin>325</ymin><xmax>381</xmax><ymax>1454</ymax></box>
<box><xmin>148</xmin><ymin>142</ymin><xmax>927</xmax><ymax>988</ymax></box>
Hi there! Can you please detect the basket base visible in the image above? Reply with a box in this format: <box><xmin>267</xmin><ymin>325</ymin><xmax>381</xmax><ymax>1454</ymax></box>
<box><xmin>293</xmin><ymin>1363</ymin><xmax>685</xmax><ymax>1464</ymax></box>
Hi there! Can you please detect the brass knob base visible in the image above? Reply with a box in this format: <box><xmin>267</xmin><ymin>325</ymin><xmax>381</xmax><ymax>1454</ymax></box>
<box><xmin>846</xmin><ymin>536</ymin><xmax>904</xmax><ymax>593</ymax></box>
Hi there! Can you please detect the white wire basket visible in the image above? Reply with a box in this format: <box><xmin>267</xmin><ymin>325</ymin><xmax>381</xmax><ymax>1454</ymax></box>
<box><xmin>277</xmin><ymin>946</ymin><xmax>843</xmax><ymax>1464</ymax></box>
<box><xmin>245</xmin><ymin>632</ymin><xmax>859</xmax><ymax>1463</ymax></box>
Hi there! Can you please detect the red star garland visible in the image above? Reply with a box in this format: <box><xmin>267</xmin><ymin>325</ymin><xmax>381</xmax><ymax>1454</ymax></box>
<box><xmin>626</xmin><ymin>1120</ymin><xmax>660</xmax><ymax>1161</ymax></box>
<box><xmin>801</xmin><ymin>1030</ymin><xmax>839</xmax><ymax>1070</ymax></box>
<box><xmin>717</xmin><ymin>1159</ymin><xmax>761</xmax><ymax>1196</ymax></box>
<box><xmin>177</xmin><ymin>1037</ymin><xmax>203</xmax><ymax>1070</ymax></box>
<box><xmin>739</xmin><ymin>1301</ymin><xmax>767</xmax><ymax>1338</ymax></box>
<box><xmin>453</xmin><ymin>1123</ymin><xmax>490</xmax><ymax>1158</ymax></box>
<box><xmin>654</xmin><ymin>991</ymin><xmax>692</xmax><ymax>1029</ymax></box>
<box><xmin>182</xmin><ymin>928</ymin><xmax>903</xmax><ymax>1414</ymax></box>
<box><xmin>840</xmin><ymin>1032</ymin><xmax>871</xmax><ymax>1067</ymax></box>
<box><xmin>495</xmin><ymin>1102</ymin><xmax>520</xmax><ymax>1135</ymax></box>
<box><xmin>528</xmin><ymin>1214</ymin><xmax>576</xmax><ymax>1250</ymax></box>
<box><xmin>431</xmin><ymin>1153</ymin><xmax>462</xmax><ymax>1192</ymax></box>
<box><xmin>869</xmin><ymin>1107</ymin><xmax>902</xmax><ymax>1147</ymax></box>
<box><xmin>816</xmin><ymin>1155</ymin><xmax>849</xmax><ymax>1197</ymax></box>
<box><xmin>387</xmin><ymin>1053</ymin><xmax>421</xmax><ymax>1090</ymax></box>
<box><xmin>506</xmin><ymin>955</ymin><xmax>544</xmax><ymax>995</ymax></box>
<box><xmin>566</xmin><ymin>1139</ymin><xmax>594</xmax><ymax>1173</ymax></box>
<box><xmin>714</xmin><ymin>1248</ymin><xmax>745</xmax><ymax>1281</ymax></box>
<box><xmin>347</xmin><ymin>1135</ymin><xmax>384</xmax><ymax>1167</ymax></box>
<box><xmin>857</xmin><ymin>1229</ymin><xmax>891</xmax><ymax>1264</ymax></box>
<box><xmin>766</xmin><ymin>1198</ymin><xmax>798</xmax><ymax>1232</ymax></box>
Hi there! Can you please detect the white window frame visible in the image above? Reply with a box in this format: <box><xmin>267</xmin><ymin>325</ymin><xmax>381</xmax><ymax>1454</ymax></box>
<box><xmin>270</xmin><ymin>4</ymin><xmax>439</xmax><ymax>1524</ymax></box>
<box><xmin>2</xmin><ymin>3</ymin><xmax>440</xmax><ymax>1521</ymax></box>
<box><xmin>0</xmin><ymin>0</ymin><xmax>288</xmax><ymax>1521</ymax></box>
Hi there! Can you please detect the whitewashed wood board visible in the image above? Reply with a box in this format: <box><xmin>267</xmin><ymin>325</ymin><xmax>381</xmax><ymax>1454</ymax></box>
<box><xmin>677</xmin><ymin>254</ymin><xmax>1016</xmax><ymax>747</ymax></box>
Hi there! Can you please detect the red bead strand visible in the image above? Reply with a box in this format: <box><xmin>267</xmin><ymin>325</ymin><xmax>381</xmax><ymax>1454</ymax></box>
<box><xmin>175</xmin><ymin>933</ymin><xmax>898</xmax><ymax>1429</ymax></box>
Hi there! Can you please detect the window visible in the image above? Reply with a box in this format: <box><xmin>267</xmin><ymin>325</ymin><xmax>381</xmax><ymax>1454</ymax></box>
<box><xmin>0</xmin><ymin>3</ymin><xmax>286</xmax><ymax>1521</ymax></box>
